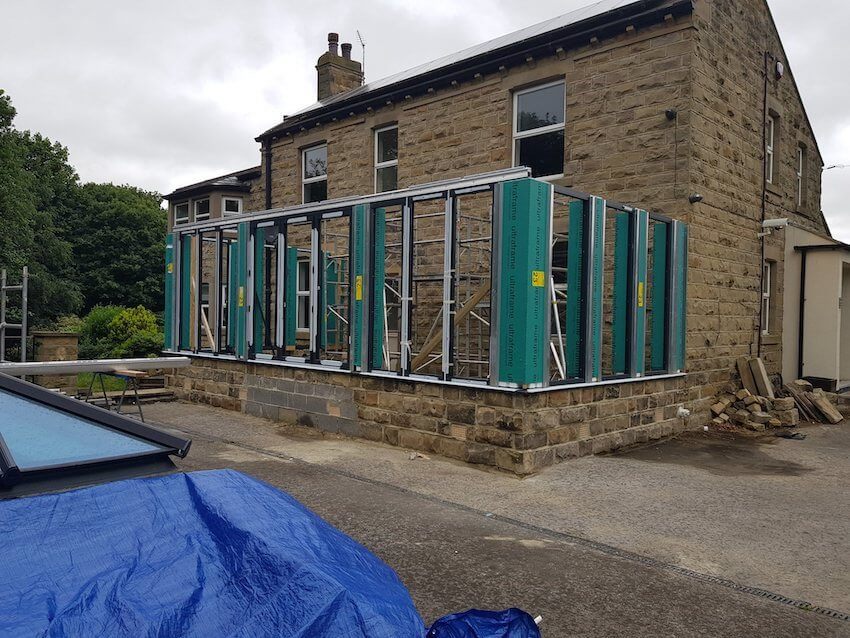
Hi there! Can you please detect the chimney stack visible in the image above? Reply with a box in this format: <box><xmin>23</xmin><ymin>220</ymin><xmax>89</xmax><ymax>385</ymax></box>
<box><xmin>316</xmin><ymin>32</ymin><xmax>363</xmax><ymax>101</ymax></box>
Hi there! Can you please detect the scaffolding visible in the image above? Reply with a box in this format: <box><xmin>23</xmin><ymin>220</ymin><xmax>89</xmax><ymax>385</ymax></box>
<box><xmin>0</xmin><ymin>267</ymin><xmax>28</xmax><ymax>363</ymax></box>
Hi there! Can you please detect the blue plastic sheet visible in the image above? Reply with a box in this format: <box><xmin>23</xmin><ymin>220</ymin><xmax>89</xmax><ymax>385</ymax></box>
<box><xmin>0</xmin><ymin>469</ymin><xmax>426</xmax><ymax>637</ymax></box>
<box><xmin>427</xmin><ymin>609</ymin><xmax>541</xmax><ymax>638</ymax></box>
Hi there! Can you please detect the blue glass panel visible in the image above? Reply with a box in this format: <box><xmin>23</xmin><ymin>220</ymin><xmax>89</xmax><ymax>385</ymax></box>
<box><xmin>0</xmin><ymin>390</ymin><xmax>164</xmax><ymax>470</ymax></box>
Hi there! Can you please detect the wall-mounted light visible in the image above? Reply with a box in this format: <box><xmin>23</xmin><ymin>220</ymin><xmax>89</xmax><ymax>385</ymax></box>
<box><xmin>665</xmin><ymin>109</ymin><xmax>678</xmax><ymax>121</ymax></box>
<box><xmin>775</xmin><ymin>61</ymin><xmax>785</xmax><ymax>80</ymax></box>
<box><xmin>688</xmin><ymin>194</ymin><xmax>703</xmax><ymax>204</ymax></box>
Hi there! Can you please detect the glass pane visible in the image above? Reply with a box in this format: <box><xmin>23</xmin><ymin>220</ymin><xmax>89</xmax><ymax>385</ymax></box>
<box><xmin>286</xmin><ymin>220</ymin><xmax>313</xmax><ymax>358</ymax></box>
<box><xmin>304</xmin><ymin>180</ymin><xmax>327</xmax><ymax>203</ymax></box>
<box><xmin>517</xmin><ymin>83</ymin><xmax>565</xmax><ymax>132</ymax></box>
<box><xmin>0</xmin><ymin>390</ymin><xmax>164</xmax><ymax>471</ymax></box>
<box><xmin>376</xmin><ymin>165</ymin><xmax>398</xmax><ymax>193</ymax></box>
<box><xmin>224</xmin><ymin>198</ymin><xmax>241</xmax><ymax>213</ymax></box>
<box><xmin>376</xmin><ymin>127</ymin><xmax>398</xmax><ymax>163</ymax></box>
<box><xmin>195</xmin><ymin>199</ymin><xmax>210</xmax><ymax>217</ymax></box>
<box><xmin>304</xmin><ymin>145</ymin><xmax>328</xmax><ymax>178</ymax></box>
<box><xmin>517</xmin><ymin>130</ymin><xmax>565</xmax><ymax>178</ymax></box>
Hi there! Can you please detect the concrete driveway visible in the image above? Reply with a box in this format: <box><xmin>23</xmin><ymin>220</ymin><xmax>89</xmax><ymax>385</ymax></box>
<box><xmin>146</xmin><ymin>402</ymin><xmax>850</xmax><ymax>637</ymax></box>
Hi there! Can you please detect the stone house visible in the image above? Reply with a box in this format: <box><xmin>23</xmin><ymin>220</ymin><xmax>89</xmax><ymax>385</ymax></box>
<box><xmin>163</xmin><ymin>0</ymin><xmax>834</xmax><ymax>473</ymax></box>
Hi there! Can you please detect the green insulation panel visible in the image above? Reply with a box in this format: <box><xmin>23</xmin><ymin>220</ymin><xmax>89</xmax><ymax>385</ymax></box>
<box><xmin>352</xmin><ymin>204</ymin><xmax>366</xmax><ymax>370</ymax></box>
<box><xmin>252</xmin><ymin>227</ymin><xmax>266</xmax><ymax>352</ymax></box>
<box><xmin>670</xmin><ymin>222</ymin><xmax>688</xmax><ymax>372</ymax></box>
<box><xmin>631</xmin><ymin>210</ymin><xmax>649</xmax><ymax>376</ymax></box>
<box><xmin>587</xmin><ymin>196</ymin><xmax>605</xmax><ymax>382</ymax></box>
<box><xmin>371</xmin><ymin>208</ymin><xmax>386</xmax><ymax>368</ymax></box>
<box><xmin>179</xmin><ymin>234</ymin><xmax>193</xmax><ymax>350</ymax></box>
<box><xmin>233</xmin><ymin>222</ymin><xmax>249</xmax><ymax>359</ymax></box>
<box><xmin>565</xmin><ymin>200</ymin><xmax>585</xmax><ymax>379</ymax></box>
<box><xmin>650</xmin><ymin>221</ymin><xmax>668</xmax><ymax>371</ymax></box>
<box><xmin>164</xmin><ymin>233</ymin><xmax>176</xmax><ymax>350</ymax></box>
<box><xmin>496</xmin><ymin>178</ymin><xmax>551</xmax><ymax>387</ymax></box>
<box><xmin>611</xmin><ymin>212</ymin><xmax>629</xmax><ymax>375</ymax></box>
<box><xmin>285</xmin><ymin>246</ymin><xmax>298</xmax><ymax>348</ymax></box>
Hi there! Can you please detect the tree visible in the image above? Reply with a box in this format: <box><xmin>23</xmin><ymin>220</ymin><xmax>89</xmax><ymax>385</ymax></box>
<box><xmin>0</xmin><ymin>90</ymin><xmax>81</xmax><ymax>324</ymax></box>
<box><xmin>63</xmin><ymin>183</ymin><xmax>167</xmax><ymax>312</ymax></box>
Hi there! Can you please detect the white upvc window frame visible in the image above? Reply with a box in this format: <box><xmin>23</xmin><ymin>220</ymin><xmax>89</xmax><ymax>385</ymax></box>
<box><xmin>174</xmin><ymin>202</ymin><xmax>190</xmax><ymax>225</ymax></box>
<box><xmin>374</xmin><ymin>124</ymin><xmax>399</xmax><ymax>193</ymax></box>
<box><xmin>766</xmin><ymin>115</ymin><xmax>777</xmax><ymax>184</ymax></box>
<box><xmin>296</xmin><ymin>257</ymin><xmax>311</xmax><ymax>331</ymax></box>
<box><xmin>302</xmin><ymin>143</ymin><xmax>328</xmax><ymax>204</ymax></box>
<box><xmin>762</xmin><ymin>260</ymin><xmax>773</xmax><ymax>335</ymax></box>
<box><xmin>796</xmin><ymin>145</ymin><xmax>805</xmax><ymax>208</ymax></box>
<box><xmin>512</xmin><ymin>79</ymin><xmax>566</xmax><ymax>181</ymax></box>
<box><xmin>222</xmin><ymin>196</ymin><xmax>243</xmax><ymax>216</ymax></box>
<box><xmin>194</xmin><ymin>198</ymin><xmax>211</xmax><ymax>222</ymax></box>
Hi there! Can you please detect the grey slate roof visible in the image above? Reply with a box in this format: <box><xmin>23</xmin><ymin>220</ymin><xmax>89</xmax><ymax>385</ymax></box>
<box><xmin>165</xmin><ymin>165</ymin><xmax>261</xmax><ymax>200</ymax></box>
<box><xmin>257</xmin><ymin>0</ymin><xmax>688</xmax><ymax>140</ymax></box>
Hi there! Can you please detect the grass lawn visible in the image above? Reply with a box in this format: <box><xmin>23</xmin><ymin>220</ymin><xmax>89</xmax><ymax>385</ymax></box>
<box><xmin>77</xmin><ymin>372</ymin><xmax>127</xmax><ymax>392</ymax></box>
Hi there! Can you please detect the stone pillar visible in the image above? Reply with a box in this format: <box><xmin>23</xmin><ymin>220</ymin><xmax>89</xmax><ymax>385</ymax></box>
<box><xmin>31</xmin><ymin>331</ymin><xmax>80</xmax><ymax>394</ymax></box>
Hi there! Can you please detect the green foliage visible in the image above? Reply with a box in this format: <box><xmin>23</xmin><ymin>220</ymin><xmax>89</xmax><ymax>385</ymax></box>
<box><xmin>0</xmin><ymin>89</ymin><xmax>167</xmax><ymax>327</ymax></box>
<box><xmin>78</xmin><ymin>305</ymin><xmax>162</xmax><ymax>359</ymax></box>
<box><xmin>54</xmin><ymin>315</ymin><xmax>83</xmax><ymax>333</ymax></box>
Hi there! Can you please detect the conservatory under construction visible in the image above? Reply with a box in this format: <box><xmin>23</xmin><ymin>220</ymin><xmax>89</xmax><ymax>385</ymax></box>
<box><xmin>164</xmin><ymin>168</ymin><xmax>690</xmax><ymax>473</ymax></box>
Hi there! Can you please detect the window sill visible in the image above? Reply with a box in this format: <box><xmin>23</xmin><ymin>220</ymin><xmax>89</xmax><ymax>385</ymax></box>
<box><xmin>766</xmin><ymin>182</ymin><xmax>782</xmax><ymax>197</ymax></box>
<box><xmin>761</xmin><ymin>334</ymin><xmax>780</xmax><ymax>346</ymax></box>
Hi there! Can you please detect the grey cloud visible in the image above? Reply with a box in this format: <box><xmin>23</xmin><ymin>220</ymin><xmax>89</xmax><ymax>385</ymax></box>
<box><xmin>2</xmin><ymin>0</ymin><xmax>848</xmax><ymax>237</ymax></box>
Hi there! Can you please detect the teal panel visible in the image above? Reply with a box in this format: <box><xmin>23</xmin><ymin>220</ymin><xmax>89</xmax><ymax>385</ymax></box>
<box><xmin>496</xmin><ymin>178</ymin><xmax>551</xmax><ymax>387</ymax></box>
<box><xmin>164</xmin><ymin>233</ymin><xmax>175</xmax><ymax>350</ymax></box>
<box><xmin>285</xmin><ymin>246</ymin><xmax>298</xmax><ymax>348</ymax></box>
<box><xmin>179</xmin><ymin>234</ymin><xmax>193</xmax><ymax>350</ymax></box>
<box><xmin>227</xmin><ymin>240</ymin><xmax>239</xmax><ymax>352</ymax></box>
<box><xmin>588</xmin><ymin>196</ymin><xmax>605</xmax><ymax>382</ymax></box>
<box><xmin>565</xmin><ymin>200</ymin><xmax>584</xmax><ymax>379</ymax></box>
<box><xmin>611</xmin><ymin>212</ymin><xmax>629</xmax><ymax>375</ymax></box>
<box><xmin>371</xmin><ymin>208</ymin><xmax>386</xmax><ymax>368</ymax></box>
<box><xmin>632</xmin><ymin>210</ymin><xmax>649</xmax><ymax>376</ymax></box>
<box><xmin>235</xmin><ymin>222</ymin><xmax>249</xmax><ymax>359</ymax></box>
<box><xmin>650</xmin><ymin>222</ymin><xmax>668</xmax><ymax>371</ymax></box>
<box><xmin>253</xmin><ymin>227</ymin><xmax>266</xmax><ymax>352</ymax></box>
<box><xmin>352</xmin><ymin>204</ymin><xmax>366</xmax><ymax>369</ymax></box>
<box><xmin>671</xmin><ymin>222</ymin><xmax>688</xmax><ymax>372</ymax></box>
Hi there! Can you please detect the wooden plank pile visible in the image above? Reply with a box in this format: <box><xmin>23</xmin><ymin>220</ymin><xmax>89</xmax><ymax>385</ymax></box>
<box><xmin>709</xmin><ymin>356</ymin><xmax>844</xmax><ymax>431</ymax></box>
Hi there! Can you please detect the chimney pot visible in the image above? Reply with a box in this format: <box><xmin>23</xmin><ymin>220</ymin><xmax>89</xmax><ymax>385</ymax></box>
<box><xmin>328</xmin><ymin>32</ymin><xmax>339</xmax><ymax>55</ymax></box>
<box><xmin>341</xmin><ymin>42</ymin><xmax>352</xmax><ymax>60</ymax></box>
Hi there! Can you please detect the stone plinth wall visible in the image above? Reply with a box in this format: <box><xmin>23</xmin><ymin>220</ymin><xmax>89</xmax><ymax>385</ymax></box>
<box><xmin>167</xmin><ymin>357</ymin><xmax>705</xmax><ymax>474</ymax></box>
<box><xmin>31</xmin><ymin>331</ymin><xmax>80</xmax><ymax>394</ymax></box>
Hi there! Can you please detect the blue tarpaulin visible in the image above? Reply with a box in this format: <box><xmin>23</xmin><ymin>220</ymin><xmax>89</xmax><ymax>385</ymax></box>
<box><xmin>0</xmin><ymin>469</ymin><xmax>425</xmax><ymax>637</ymax></box>
<box><xmin>0</xmin><ymin>469</ymin><xmax>540</xmax><ymax>637</ymax></box>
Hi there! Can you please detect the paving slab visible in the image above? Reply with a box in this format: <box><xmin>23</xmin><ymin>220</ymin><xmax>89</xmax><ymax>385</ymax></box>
<box><xmin>145</xmin><ymin>402</ymin><xmax>850</xmax><ymax>636</ymax></box>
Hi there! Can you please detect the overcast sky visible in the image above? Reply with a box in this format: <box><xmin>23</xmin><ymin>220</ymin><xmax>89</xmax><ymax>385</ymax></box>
<box><xmin>2</xmin><ymin>0</ymin><xmax>848</xmax><ymax>239</ymax></box>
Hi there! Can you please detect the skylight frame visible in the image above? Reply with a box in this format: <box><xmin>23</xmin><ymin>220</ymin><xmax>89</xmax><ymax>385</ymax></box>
<box><xmin>0</xmin><ymin>373</ymin><xmax>191</xmax><ymax>491</ymax></box>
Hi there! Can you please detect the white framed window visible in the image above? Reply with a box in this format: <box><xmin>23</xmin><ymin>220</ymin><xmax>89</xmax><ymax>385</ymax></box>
<box><xmin>302</xmin><ymin>144</ymin><xmax>328</xmax><ymax>203</ymax></box>
<box><xmin>796</xmin><ymin>145</ymin><xmax>805</xmax><ymax>207</ymax></box>
<box><xmin>375</xmin><ymin>125</ymin><xmax>398</xmax><ymax>193</ymax></box>
<box><xmin>194</xmin><ymin>198</ymin><xmax>210</xmax><ymax>222</ymax></box>
<box><xmin>762</xmin><ymin>260</ymin><xmax>775</xmax><ymax>335</ymax></box>
<box><xmin>512</xmin><ymin>80</ymin><xmax>566</xmax><ymax>179</ymax></box>
<box><xmin>766</xmin><ymin>115</ymin><xmax>777</xmax><ymax>184</ymax></box>
<box><xmin>174</xmin><ymin>202</ymin><xmax>190</xmax><ymax>225</ymax></box>
<box><xmin>296</xmin><ymin>258</ymin><xmax>311</xmax><ymax>330</ymax></box>
<box><xmin>222</xmin><ymin>197</ymin><xmax>242</xmax><ymax>216</ymax></box>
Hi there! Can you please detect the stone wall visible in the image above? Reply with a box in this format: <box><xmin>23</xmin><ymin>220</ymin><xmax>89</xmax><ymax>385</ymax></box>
<box><xmin>167</xmin><ymin>357</ymin><xmax>695</xmax><ymax>474</ymax></box>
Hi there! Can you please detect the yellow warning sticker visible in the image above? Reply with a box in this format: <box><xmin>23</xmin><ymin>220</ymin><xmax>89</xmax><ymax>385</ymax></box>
<box><xmin>355</xmin><ymin>275</ymin><xmax>363</xmax><ymax>301</ymax></box>
<box><xmin>637</xmin><ymin>281</ymin><xmax>645</xmax><ymax>308</ymax></box>
<box><xmin>238</xmin><ymin>286</ymin><xmax>245</xmax><ymax>308</ymax></box>
<box><xmin>531</xmin><ymin>270</ymin><xmax>545</xmax><ymax>287</ymax></box>
<box><xmin>167</xmin><ymin>263</ymin><xmax>173</xmax><ymax>274</ymax></box>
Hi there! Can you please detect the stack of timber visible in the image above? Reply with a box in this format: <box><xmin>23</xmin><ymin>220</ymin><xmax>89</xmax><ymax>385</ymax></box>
<box><xmin>783</xmin><ymin>379</ymin><xmax>843</xmax><ymax>425</ymax></box>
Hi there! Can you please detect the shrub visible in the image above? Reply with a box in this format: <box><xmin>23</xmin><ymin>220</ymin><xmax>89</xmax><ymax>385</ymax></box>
<box><xmin>80</xmin><ymin>305</ymin><xmax>123</xmax><ymax>344</ymax></box>
<box><xmin>109</xmin><ymin>329</ymin><xmax>163</xmax><ymax>359</ymax></box>
<box><xmin>107</xmin><ymin>306</ymin><xmax>158</xmax><ymax>343</ymax></box>
<box><xmin>54</xmin><ymin>315</ymin><xmax>82</xmax><ymax>333</ymax></box>
<box><xmin>78</xmin><ymin>305</ymin><xmax>162</xmax><ymax>359</ymax></box>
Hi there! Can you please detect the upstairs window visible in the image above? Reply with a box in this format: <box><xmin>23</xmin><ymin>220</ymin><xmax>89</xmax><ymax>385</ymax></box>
<box><xmin>513</xmin><ymin>80</ymin><xmax>566</xmax><ymax>179</ymax></box>
<box><xmin>375</xmin><ymin>125</ymin><xmax>399</xmax><ymax>193</ymax></box>
<box><xmin>174</xmin><ymin>202</ymin><xmax>189</xmax><ymax>225</ymax></box>
<box><xmin>303</xmin><ymin>144</ymin><xmax>328</xmax><ymax>203</ymax></box>
<box><xmin>222</xmin><ymin>197</ymin><xmax>242</xmax><ymax>216</ymax></box>
<box><xmin>796</xmin><ymin>145</ymin><xmax>806</xmax><ymax>207</ymax></box>
<box><xmin>766</xmin><ymin>115</ymin><xmax>777</xmax><ymax>184</ymax></box>
<box><xmin>194</xmin><ymin>198</ymin><xmax>210</xmax><ymax>222</ymax></box>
